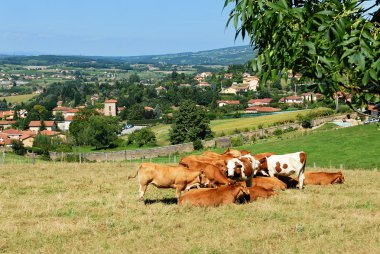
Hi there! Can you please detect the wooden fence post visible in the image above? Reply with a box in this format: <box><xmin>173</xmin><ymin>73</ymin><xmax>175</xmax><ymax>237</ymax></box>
<box><xmin>32</xmin><ymin>152</ymin><xmax>35</xmax><ymax>165</ymax></box>
<box><xmin>1</xmin><ymin>150</ymin><xmax>5</xmax><ymax>164</ymax></box>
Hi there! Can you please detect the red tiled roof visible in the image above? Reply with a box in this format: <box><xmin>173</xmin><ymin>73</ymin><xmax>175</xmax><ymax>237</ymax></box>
<box><xmin>144</xmin><ymin>106</ymin><xmax>154</xmax><ymax>111</ymax></box>
<box><xmin>248</xmin><ymin>98</ymin><xmax>273</xmax><ymax>104</ymax></box>
<box><xmin>1</xmin><ymin>129</ymin><xmax>23</xmax><ymax>135</ymax></box>
<box><xmin>218</xmin><ymin>100</ymin><xmax>240</xmax><ymax>105</ymax></box>
<box><xmin>65</xmin><ymin>115</ymin><xmax>74</xmax><ymax>121</ymax></box>
<box><xmin>40</xmin><ymin>130</ymin><xmax>60</xmax><ymax>136</ymax></box>
<box><xmin>52</xmin><ymin>106</ymin><xmax>72</xmax><ymax>112</ymax></box>
<box><xmin>105</xmin><ymin>99</ymin><xmax>117</xmax><ymax>103</ymax></box>
<box><xmin>279</xmin><ymin>97</ymin><xmax>285</xmax><ymax>102</ymax></box>
<box><xmin>67</xmin><ymin>108</ymin><xmax>79</xmax><ymax>113</ymax></box>
<box><xmin>0</xmin><ymin>120</ymin><xmax>16</xmax><ymax>125</ymax></box>
<box><xmin>0</xmin><ymin>110</ymin><xmax>13</xmax><ymax>118</ymax></box>
<box><xmin>286</xmin><ymin>96</ymin><xmax>303</xmax><ymax>100</ymax></box>
<box><xmin>246</xmin><ymin>106</ymin><xmax>281</xmax><ymax>112</ymax></box>
<box><xmin>29</xmin><ymin>121</ymin><xmax>56</xmax><ymax>127</ymax></box>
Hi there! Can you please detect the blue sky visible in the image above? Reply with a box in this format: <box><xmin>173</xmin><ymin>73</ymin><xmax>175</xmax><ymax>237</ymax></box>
<box><xmin>0</xmin><ymin>0</ymin><xmax>246</xmax><ymax>56</ymax></box>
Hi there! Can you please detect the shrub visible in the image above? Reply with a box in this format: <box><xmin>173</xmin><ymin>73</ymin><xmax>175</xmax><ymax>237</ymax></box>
<box><xmin>193</xmin><ymin>139</ymin><xmax>203</xmax><ymax>150</ymax></box>
<box><xmin>297</xmin><ymin>114</ymin><xmax>313</xmax><ymax>128</ymax></box>
<box><xmin>273</xmin><ymin>128</ymin><xmax>283</xmax><ymax>136</ymax></box>
<box><xmin>231</xmin><ymin>135</ymin><xmax>244</xmax><ymax>146</ymax></box>
<box><xmin>128</xmin><ymin>128</ymin><xmax>156</xmax><ymax>147</ymax></box>
<box><xmin>11</xmin><ymin>140</ymin><xmax>26</xmax><ymax>156</ymax></box>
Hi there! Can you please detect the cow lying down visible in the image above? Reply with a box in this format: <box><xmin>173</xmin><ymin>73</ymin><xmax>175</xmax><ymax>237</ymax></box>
<box><xmin>302</xmin><ymin>171</ymin><xmax>345</xmax><ymax>185</ymax></box>
<box><xmin>128</xmin><ymin>163</ymin><xmax>205</xmax><ymax>201</ymax></box>
<box><xmin>178</xmin><ymin>184</ymin><xmax>249</xmax><ymax>207</ymax></box>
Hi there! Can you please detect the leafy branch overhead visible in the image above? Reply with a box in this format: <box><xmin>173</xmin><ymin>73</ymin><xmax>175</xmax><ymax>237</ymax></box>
<box><xmin>225</xmin><ymin>0</ymin><xmax>380</xmax><ymax>109</ymax></box>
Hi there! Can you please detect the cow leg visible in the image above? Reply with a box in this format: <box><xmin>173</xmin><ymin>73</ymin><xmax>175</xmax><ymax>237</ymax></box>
<box><xmin>175</xmin><ymin>186</ymin><xmax>183</xmax><ymax>204</ymax></box>
<box><xmin>139</xmin><ymin>184</ymin><xmax>148</xmax><ymax>200</ymax></box>
<box><xmin>298</xmin><ymin>171</ymin><xmax>305</xmax><ymax>190</ymax></box>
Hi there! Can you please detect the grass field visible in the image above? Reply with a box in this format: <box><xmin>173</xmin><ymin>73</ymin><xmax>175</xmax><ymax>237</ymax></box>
<box><xmin>151</xmin><ymin>110</ymin><xmax>308</xmax><ymax>145</ymax></box>
<box><xmin>237</xmin><ymin>124</ymin><xmax>380</xmax><ymax>170</ymax></box>
<box><xmin>0</xmin><ymin>163</ymin><xmax>379</xmax><ymax>253</ymax></box>
<box><xmin>0</xmin><ymin>93</ymin><xmax>36</xmax><ymax>104</ymax></box>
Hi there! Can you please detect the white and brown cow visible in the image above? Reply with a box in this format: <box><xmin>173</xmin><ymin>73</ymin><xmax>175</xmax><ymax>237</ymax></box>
<box><xmin>255</xmin><ymin>151</ymin><xmax>307</xmax><ymax>190</ymax></box>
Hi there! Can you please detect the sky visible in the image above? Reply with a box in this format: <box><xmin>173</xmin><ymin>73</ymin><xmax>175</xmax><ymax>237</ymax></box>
<box><xmin>0</xmin><ymin>0</ymin><xmax>247</xmax><ymax>56</ymax></box>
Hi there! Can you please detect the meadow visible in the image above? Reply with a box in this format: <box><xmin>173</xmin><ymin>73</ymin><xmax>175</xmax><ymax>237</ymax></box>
<box><xmin>0</xmin><ymin>163</ymin><xmax>379</xmax><ymax>253</ymax></box>
<box><xmin>151</xmin><ymin>110</ymin><xmax>308</xmax><ymax>146</ymax></box>
<box><xmin>0</xmin><ymin>93</ymin><xmax>36</xmax><ymax>104</ymax></box>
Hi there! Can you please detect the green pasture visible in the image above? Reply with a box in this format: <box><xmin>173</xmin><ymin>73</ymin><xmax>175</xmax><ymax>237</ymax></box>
<box><xmin>151</xmin><ymin>110</ymin><xmax>308</xmax><ymax>145</ymax></box>
<box><xmin>0</xmin><ymin>93</ymin><xmax>36</xmax><ymax>104</ymax></box>
<box><xmin>238</xmin><ymin>124</ymin><xmax>379</xmax><ymax>170</ymax></box>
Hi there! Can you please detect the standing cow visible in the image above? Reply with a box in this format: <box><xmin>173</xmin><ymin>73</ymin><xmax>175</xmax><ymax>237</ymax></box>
<box><xmin>255</xmin><ymin>151</ymin><xmax>307</xmax><ymax>190</ymax></box>
<box><xmin>128</xmin><ymin>163</ymin><xmax>205</xmax><ymax>201</ymax></box>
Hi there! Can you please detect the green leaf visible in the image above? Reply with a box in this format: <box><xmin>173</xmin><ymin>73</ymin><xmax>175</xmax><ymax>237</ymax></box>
<box><xmin>369</xmin><ymin>69</ymin><xmax>378</xmax><ymax>81</ymax></box>
<box><xmin>340</xmin><ymin>37</ymin><xmax>358</xmax><ymax>46</ymax></box>
<box><xmin>363</xmin><ymin>70</ymin><xmax>370</xmax><ymax>85</ymax></box>
<box><xmin>304</xmin><ymin>41</ymin><xmax>316</xmax><ymax>55</ymax></box>
<box><xmin>341</xmin><ymin>49</ymin><xmax>356</xmax><ymax>60</ymax></box>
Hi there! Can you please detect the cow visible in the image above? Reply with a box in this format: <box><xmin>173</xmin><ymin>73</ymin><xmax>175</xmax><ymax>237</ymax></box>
<box><xmin>179</xmin><ymin>156</ymin><xmax>234</xmax><ymax>187</ymax></box>
<box><xmin>255</xmin><ymin>151</ymin><xmax>307</xmax><ymax>190</ymax></box>
<box><xmin>128</xmin><ymin>163</ymin><xmax>205</xmax><ymax>201</ymax></box>
<box><xmin>178</xmin><ymin>184</ymin><xmax>249</xmax><ymax>207</ymax></box>
<box><xmin>226</xmin><ymin>156</ymin><xmax>258</xmax><ymax>187</ymax></box>
<box><xmin>302</xmin><ymin>171</ymin><xmax>345</xmax><ymax>185</ymax></box>
<box><xmin>247</xmin><ymin>186</ymin><xmax>276</xmax><ymax>202</ymax></box>
<box><xmin>223</xmin><ymin>148</ymin><xmax>242</xmax><ymax>157</ymax></box>
<box><xmin>252</xmin><ymin>177</ymin><xmax>287</xmax><ymax>191</ymax></box>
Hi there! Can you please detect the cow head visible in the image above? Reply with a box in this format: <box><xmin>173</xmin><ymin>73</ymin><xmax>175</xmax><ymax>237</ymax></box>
<box><xmin>226</xmin><ymin>158</ymin><xmax>244</xmax><ymax>178</ymax></box>
<box><xmin>253</xmin><ymin>157</ymin><xmax>269</xmax><ymax>176</ymax></box>
<box><xmin>333</xmin><ymin>172</ymin><xmax>345</xmax><ymax>184</ymax></box>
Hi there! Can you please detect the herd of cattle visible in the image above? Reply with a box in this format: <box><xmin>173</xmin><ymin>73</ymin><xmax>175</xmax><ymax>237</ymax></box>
<box><xmin>128</xmin><ymin>149</ymin><xmax>345</xmax><ymax>207</ymax></box>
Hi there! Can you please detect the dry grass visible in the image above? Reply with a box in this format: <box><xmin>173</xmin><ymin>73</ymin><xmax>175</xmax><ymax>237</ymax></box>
<box><xmin>1</xmin><ymin>163</ymin><xmax>379</xmax><ymax>253</ymax></box>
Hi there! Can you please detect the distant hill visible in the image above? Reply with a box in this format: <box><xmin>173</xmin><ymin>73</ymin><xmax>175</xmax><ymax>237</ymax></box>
<box><xmin>119</xmin><ymin>45</ymin><xmax>255</xmax><ymax>65</ymax></box>
<box><xmin>0</xmin><ymin>46</ymin><xmax>255</xmax><ymax>66</ymax></box>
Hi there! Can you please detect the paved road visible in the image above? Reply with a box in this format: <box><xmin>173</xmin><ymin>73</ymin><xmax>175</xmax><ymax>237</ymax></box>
<box><xmin>120</xmin><ymin>126</ymin><xmax>146</xmax><ymax>135</ymax></box>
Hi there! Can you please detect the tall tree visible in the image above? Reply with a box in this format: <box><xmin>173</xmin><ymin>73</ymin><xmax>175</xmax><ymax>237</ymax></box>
<box><xmin>169</xmin><ymin>100</ymin><xmax>213</xmax><ymax>144</ymax></box>
<box><xmin>225</xmin><ymin>0</ymin><xmax>380</xmax><ymax>112</ymax></box>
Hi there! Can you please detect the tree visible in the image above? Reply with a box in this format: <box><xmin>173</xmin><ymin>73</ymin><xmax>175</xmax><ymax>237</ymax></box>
<box><xmin>86</xmin><ymin>115</ymin><xmax>121</xmax><ymax>149</ymax></box>
<box><xmin>169</xmin><ymin>100</ymin><xmax>213</xmax><ymax>144</ymax></box>
<box><xmin>225</xmin><ymin>0</ymin><xmax>380</xmax><ymax>113</ymax></box>
<box><xmin>128</xmin><ymin>104</ymin><xmax>145</xmax><ymax>120</ymax></box>
<box><xmin>128</xmin><ymin>128</ymin><xmax>157</xmax><ymax>147</ymax></box>
<box><xmin>129</xmin><ymin>73</ymin><xmax>140</xmax><ymax>84</ymax></box>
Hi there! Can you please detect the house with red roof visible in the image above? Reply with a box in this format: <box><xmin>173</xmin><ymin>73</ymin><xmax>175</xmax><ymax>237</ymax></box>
<box><xmin>248</xmin><ymin>98</ymin><xmax>273</xmax><ymax>106</ymax></box>
<box><xmin>29</xmin><ymin>121</ymin><xmax>57</xmax><ymax>133</ymax></box>
<box><xmin>0</xmin><ymin>120</ymin><xmax>16</xmax><ymax>130</ymax></box>
<box><xmin>217</xmin><ymin>100</ymin><xmax>240</xmax><ymax>107</ymax></box>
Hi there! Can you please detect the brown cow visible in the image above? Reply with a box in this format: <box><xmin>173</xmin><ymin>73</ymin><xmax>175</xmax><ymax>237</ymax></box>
<box><xmin>302</xmin><ymin>171</ymin><xmax>345</xmax><ymax>185</ymax></box>
<box><xmin>179</xmin><ymin>156</ymin><xmax>234</xmax><ymax>187</ymax></box>
<box><xmin>223</xmin><ymin>148</ymin><xmax>242</xmax><ymax>157</ymax></box>
<box><xmin>252</xmin><ymin>177</ymin><xmax>287</xmax><ymax>191</ymax></box>
<box><xmin>247</xmin><ymin>186</ymin><xmax>276</xmax><ymax>202</ymax></box>
<box><xmin>128</xmin><ymin>163</ymin><xmax>205</xmax><ymax>201</ymax></box>
<box><xmin>178</xmin><ymin>184</ymin><xmax>249</xmax><ymax>207</ymax></box>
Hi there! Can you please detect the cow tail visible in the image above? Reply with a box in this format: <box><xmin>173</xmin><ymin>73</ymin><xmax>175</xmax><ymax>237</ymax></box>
<box><xmin>127</xmin><ymin>165</ymin><xmax>141</xmax><ymax>180</ymax></box>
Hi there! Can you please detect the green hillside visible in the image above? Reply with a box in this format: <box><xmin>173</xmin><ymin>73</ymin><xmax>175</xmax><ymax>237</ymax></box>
<box><xmin>239</xmin><ymin>124</ymin><xmax>379</xmax><ymax>170</ymax></box>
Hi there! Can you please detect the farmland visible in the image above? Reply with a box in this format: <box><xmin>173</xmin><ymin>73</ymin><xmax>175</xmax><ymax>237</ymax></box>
<box><xmin>0</xmin><ymin>163</ymin><xmax>379</xmax><ymax>253</ymax></box>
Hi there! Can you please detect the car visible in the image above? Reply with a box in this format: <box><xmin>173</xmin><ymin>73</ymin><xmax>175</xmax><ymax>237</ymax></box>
<box><xmin>124</xmin><ymin>124</ymin><xmax>134</xmax><ymax>129</ymax></box>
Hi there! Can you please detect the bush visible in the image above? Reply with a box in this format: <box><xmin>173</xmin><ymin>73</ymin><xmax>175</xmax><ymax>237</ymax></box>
<box><xmin>231</xmin><ymin>135</ymin><xmax>244</xmax><ymax>146</ymax></box>
<box><xmin>128</xmin><ymin>128</ymin><xmax>156</xmax><ymax>147</ymax></box>
<box><xmin>273</xmin><ymin>128</ymin><xmax>283</xmax><ymax>136</ymax></box>
<box><xmin>193</xmin><ymin>139</ymin><xmax>203</xmax><ymax>150</ymax></box>
<box><xmin>11</xmin><ymin>140</ymin><xmax>26</xmax><ymax>156</ymax></box>
<box><xmin>297</xmin><ymin>114</ymin><xmax>313</xmax><ymax>128</ymax></box>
